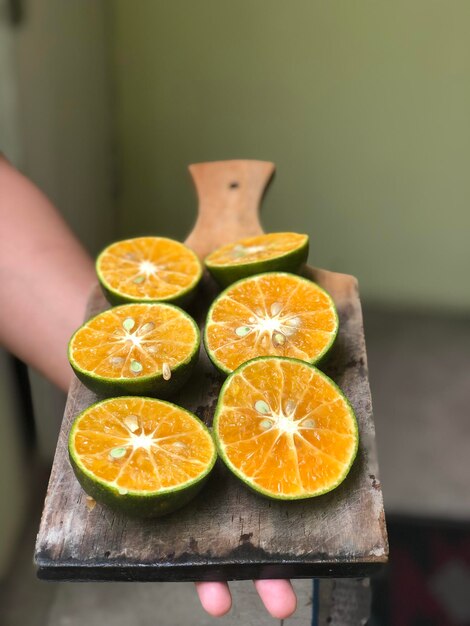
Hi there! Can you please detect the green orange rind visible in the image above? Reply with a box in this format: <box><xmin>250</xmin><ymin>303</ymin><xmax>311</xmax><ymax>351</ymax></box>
<box><xmin>96</xmin><ymin>238</ymin><xmax>203</xmax><ymax>307</ymax></box>
<box><xmin>204</xmin><ymin>272</ymin><xmax>339</xmax><ymax>375</ymax></box>
<box><xmin>68</xmin><ymin>303</ymin><xmax>200</xmax><ymax>398</ymax></box>
<box><xmin>213</xmin><ymin>356</ymin><xmax>358</xmax><ymax>501</ymax></box>
<box><xmin>205</xmin><ymin>235</ymin><xmax>309</xmax><ymax>287</ymax></box>
<box><xmin>68</xmin><ymin>397</ymin><xmax>217</xmax><ymax>518</ymax></box>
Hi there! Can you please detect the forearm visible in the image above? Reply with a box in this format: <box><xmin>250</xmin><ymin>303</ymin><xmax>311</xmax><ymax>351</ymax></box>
<box><xmin>0</xmin><ymin>156</ymin><xmax>96</xmax><ymax>392</ymax></box>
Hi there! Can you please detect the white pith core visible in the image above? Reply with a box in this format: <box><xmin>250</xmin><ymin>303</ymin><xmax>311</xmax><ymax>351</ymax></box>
<box><xmin>127</xmin><ymin>333</ymin><xmax>142</xmax><ymax>347</ymax></box>
<box><xmin>101</xmin><ymin>317</ymin><xmax>183</xmax><ymax>376</ymax></box>
<box><xmin>257</xmin><ymin>317</ymin><xmax>281</xmax><ymax>333</ymax></box>
<box><xmin>105</xmin><ymin>418</ymin><xmax>200</xmax><ymax>492</ymax></box>
<box><xmin>129</xmin><ymin>432</ymin><xmax>154</xmax><ymax>450</ymax></box>
<box><xmin>276</xmin><ymin>415</ymin><xmax>298</xmax><ymax>434</ymax></box>
<box><xmin>118</xmin><ymin>430</ymin><xmax>184</xmax><ymax>453</ymax></box>
<box><xmin>231</xmin><ymin>244</ymin><xmax>266</xmax><ymax>259</ymax></box>
<box><xmin>118</xmin><ymin>318</ymin><xmax>156</xmax><ymax>348</ymax></box>
<box><xmin>236</xmin><ymin>305</ymin><xmax>301</xmax><ymax>342</ymax></box>
<box><xmin>139</xmin><ymin>260</ymin><xmax>158</xmax><ymax>275</ymax></box>
<box><xmin>243</xmin><ymin>245</ymin><xmax>265</xmax><ymax>255</ymax></box>
<box><xmin>256</xmin><ymin>400</ymin><xmax>309</xmax><ymax>435</ymax></box>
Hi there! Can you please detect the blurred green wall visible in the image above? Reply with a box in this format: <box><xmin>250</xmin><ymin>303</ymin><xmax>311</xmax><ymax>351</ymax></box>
<box><xmin>112</xmin><ymin>1</ymin><xmax>470</xmax><ymax>310</ymax></box>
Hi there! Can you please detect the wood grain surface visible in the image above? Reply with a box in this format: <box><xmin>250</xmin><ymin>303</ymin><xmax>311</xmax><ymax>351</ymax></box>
<box><xmin>35</xmin><ymin>160</ymin><xmax>388</xmax><ymax>581</ymax></box>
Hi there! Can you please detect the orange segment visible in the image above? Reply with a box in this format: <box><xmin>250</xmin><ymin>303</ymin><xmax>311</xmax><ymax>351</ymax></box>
<box><xmin>214</xmin><ymin>357</ymin><xmax>358</xmax><ymax>499</ymax></box>
<box><xmin>71</xmin><ymin>397</ymin><xmax>215</xmax><ymax>493</ymax></box>
<box><xmin>206</xmin><ymin>232</ymin><xmax>308</xmax><ymax>267</ymax></box>
<box><xmin>205</xmin><ymin>273</ymin><xmax>338</xmax><ymax>373</ymax></box>
<box><xmin>68</xmin><ymin>303</ymin><xmax>200</xmax><ymax>398</ymax></box>
<box><xmin>96</xmin><ymin>237</ymin><xmax>202</xmax><ymax>303</ymax></box>
<box><xmin>69</xmin><ymin>303</ymin><xmax>198</xmax><ymax>379</ymax></box>
<box><xmin>205</xmin><ymin>232</ymin><xmax>309</xmax><ymax>287</ymax></box>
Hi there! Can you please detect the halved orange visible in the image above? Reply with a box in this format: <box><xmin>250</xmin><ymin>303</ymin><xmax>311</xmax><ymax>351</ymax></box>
<box><xmin>69</xmin><ymin>397</ymin><xmax>216</xmax><ymax>517</ymax></box>
<box><xmin>214</xmin><ymin>357</ymin><xmax>358</xmax><ymax>500</ymax></box>
<box><xmin>204</xmin><ymin>272</ymin><xmax>338</xmax><ymax>374</ymax></box>
<box><xmin>68</xmin><ymin>303</ymin><xmax>200</xmax><ymax>397</ymax></box>
<box><xmin>96</xmin><ymin>237</ymin><xmax>202</xmax><ymax>306</ymax></box>
<box><xmin>205</xmin><ymin>232</ymin><xmax>309</xmax><ymax>286</ymax></box>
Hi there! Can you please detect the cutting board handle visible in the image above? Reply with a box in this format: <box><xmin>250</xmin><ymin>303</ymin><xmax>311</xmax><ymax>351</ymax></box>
<box><xmin>185</xmin><ymin>159</ymin><xmax>275</xmax><ymax>259</ymax></box>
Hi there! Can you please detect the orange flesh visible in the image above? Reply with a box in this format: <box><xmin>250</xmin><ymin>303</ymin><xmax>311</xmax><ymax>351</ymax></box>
<box><xmin>217</xmin><ymin>359</ymin><xmax>357</xmax><ymax>497</ymax></box>
<box><xmin>206</xmin><ymin>232</ymin><xmax>307</xmax><ymax>267</ymax></box>
<box><xmin>70</xmin><ymin>304</ymin><xmax>197</xmax><ymax>379</ymax></box>
<box><xmin>97</xmin><ymin>237</ymin><xmax>201</xmax><ymax>300</ymax></box>
<box><xmin>73</xmin><ymin>398</ymin><xmax>214</xmax><ymax>492</ymax></box>
<box><xmin>206</xmin><ymin>273</ymin><xmax>337</xmax><ymax>372</ymax></box>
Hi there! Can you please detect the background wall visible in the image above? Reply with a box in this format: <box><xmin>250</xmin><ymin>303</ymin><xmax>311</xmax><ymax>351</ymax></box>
<box><xmin>13</xmin><ymin>0</ymin><xmax>115</xmax><ymax>460</ymax></box>
<box><xmin>16</xmin><ymin>0</ymin><xmax>115</xmax><ymax>254</ymax></box>
<box><xmin>0</xmin><ymin>5</ymin><xmax>27</xmax><ymax>576</ymax></box>
<box><xmin>112</xmin><ymin>0</ymin><xmax>470</xmax><ymax>311</ymax></box>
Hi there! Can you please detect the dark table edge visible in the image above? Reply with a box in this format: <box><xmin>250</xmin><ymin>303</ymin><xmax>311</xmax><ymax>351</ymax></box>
<box><xmin>36</xmin><ymin>557</ymin><xmax>387</xmax><ymax>582</ymax></box>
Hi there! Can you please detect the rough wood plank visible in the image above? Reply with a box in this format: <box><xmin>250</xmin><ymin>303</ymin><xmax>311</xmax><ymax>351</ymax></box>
<box><xmin>185</xmin><ymin>160</ymin><xmax>275</xmax><ymax>258</ymax></box>
<box><xmin>36</xmin><ymin>159</ymin><xmax>387</xmax><ymax>582</ymax></box>
<box><xmin>35</xmin><ymin>266</ymin><xmax>388</xmax><ymax>582</ymax></box>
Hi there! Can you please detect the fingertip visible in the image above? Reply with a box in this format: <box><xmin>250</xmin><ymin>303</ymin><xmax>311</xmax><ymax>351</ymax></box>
<box><xmin>195</xmin><ymin>581</ymin><xmax>232</xmax><ymax>617</ymax></box>
<box><xmin>254</xmin><ymin>579</ymin><xmax>297</xmax><ymax>619</ymax></box>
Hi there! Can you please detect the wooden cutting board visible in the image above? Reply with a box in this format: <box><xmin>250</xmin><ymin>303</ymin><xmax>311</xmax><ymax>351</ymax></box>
<box><xmin>35</xmin><ymin>160</ymin><xmax>388</xmax><ymax>581</ymax></box>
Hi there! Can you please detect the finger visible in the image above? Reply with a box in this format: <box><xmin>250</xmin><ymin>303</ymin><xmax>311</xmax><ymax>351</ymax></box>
<box><xmin>195</xmin><ymin>581</ymin><xmax>232</xmax><ymax>617</ymax></box>
<box><xmin>254</xmin><ymin>579</ymin><xmax>297</xmax><ymax>619</ymax></box>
